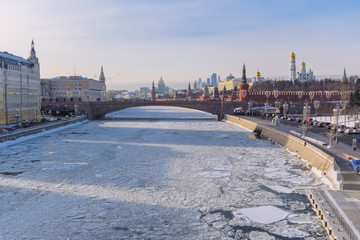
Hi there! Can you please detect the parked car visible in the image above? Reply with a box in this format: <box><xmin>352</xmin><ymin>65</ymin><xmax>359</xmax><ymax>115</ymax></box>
<box><xmin>324</xmin><ymin>122</ymin><xmax>332</xmax><ymax>129</ymax></box>
<box><xmin>295</xmin><ymin>117</ymin><xmax>302</xmax><ymax>123</ymax></box>
<box><xmin>316</xmin><ymin>122</ymin><xmax>325</xmax><ymax>127</ymax></box>
<box><xmin>22</xmin><ymin>120</ymin><xmax>31</xmax><ymax>128</ymax></box>
<box><xmin>307</xmin><ymin>117</ymin><xmax>313</xmax><ymax>122</ymax></box>
<box><xmin>287</xmin><ymin>116</ymin><xmax>294</xmax><ymax>121</ymax></box>
<box><xmin>345</xmin><ymin>128</ymin><xmax>353</xmax><ymax>134</ymax></box>
<box><xmin>351</xmin><ymin>127</ymin><xmax>360</xmax><ymax>134</ymax></box>
<box><xmin>338</xmin><ymin>127</ymin><xmax>345</xmax><ymax>133</ymax></box>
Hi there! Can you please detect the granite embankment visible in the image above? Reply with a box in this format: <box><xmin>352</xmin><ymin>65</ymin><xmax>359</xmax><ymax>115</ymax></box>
<box><xmin>0</xmin><ymin>116</ymin><xmax>87</xmax><ymax>143</ymax></box>
<box><xmin>224</xmin><ymin>114</ymin><xmax>341</xmax><ymax>190</ymax></box>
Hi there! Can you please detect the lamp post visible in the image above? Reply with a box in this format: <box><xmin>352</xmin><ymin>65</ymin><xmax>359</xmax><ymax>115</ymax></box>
<box><xmin>314</xmin><ymin>100</ymin><xmax>320</xmax><ymax>116</ymax></box>
<box><xmin>302</xmin><ymin>102</ymin><xmax>311</xmax><ymax>138</ymax></box>
<box><xmin>333</xmin><ymin>104</ymin><xmax>341</xmax><ymax>143</ymax></box>
<box><xmin>248</xmin><ymin>100</ymin><xmax>253</xmax><ymax>117</ymax></box>
<box><xmin>340</xmin><ymin>100</ymin><xmax>348</xmax><ymax>127</ymax></box>
<box><xmin>283</xmin><ymin>102</ymin><xmax>289</xmax><ymax>119</ymax></box>
<box><xmin>275</xmin><ymin>101</ymin><xmax>281</xmax><ymax>113</ymax></box>
<box><xmin>264</xmin><ymin>102</ymin><xmax>269</xmax><ymax>120</ymax></box>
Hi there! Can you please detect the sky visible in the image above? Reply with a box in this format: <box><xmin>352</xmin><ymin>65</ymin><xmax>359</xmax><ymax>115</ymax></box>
<box><xmin>1</xmin><ymin>0</ymin><xmax>360</xmax><ymax>91</ymax></box>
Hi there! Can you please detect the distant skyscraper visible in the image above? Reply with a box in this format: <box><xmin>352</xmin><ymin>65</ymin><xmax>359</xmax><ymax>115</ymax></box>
<box><xmin>206</xmin><ymin>78</ymin><xmax>210</xmax><ymax>87</ymax></box>
<box><xmin>211</xmin><ymin>73</ymin><xmax>217</xmax><ymax>87</ymax></box>
<box><xmin>289</xmin><ymin>50</ymin><xmax>296</xmax><ymax>81</ymax></box>
<box><xmin>198</xmin><ymin>78</ymin><xmax>202</xmax><ymax>89</ymax></box>
<box><xmin>158</xmin><ymin>77</ymin><xmax>165</xmax><ymax>95</ymax></box>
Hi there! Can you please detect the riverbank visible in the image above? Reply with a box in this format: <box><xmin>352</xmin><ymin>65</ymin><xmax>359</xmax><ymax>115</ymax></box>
<box><xmin>225</xmin><ymin>114</ymin><xmax>360</xmax><ymax>240</ymax></box>
<box><xmin>0</xmin><ymin>116</ymin><xmax>87</xmax><ymax>144</ymax></box>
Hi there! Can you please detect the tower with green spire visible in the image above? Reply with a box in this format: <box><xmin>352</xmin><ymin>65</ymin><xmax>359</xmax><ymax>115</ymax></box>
<box><xmin>342</xmin><ymin>66</ymin><xmax>348</xmax><ymax>84</ymax></box>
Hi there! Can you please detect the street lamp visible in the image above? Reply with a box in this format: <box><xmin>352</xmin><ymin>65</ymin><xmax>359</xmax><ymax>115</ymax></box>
<box><xmin>283</xmin><ymin>102</ymin><xmax>289</xmax><ymax>119</ymax></box>
<box><xmin>340</xmin><ymin>100</ymin><xmax>348</xmax><ymax>127</ymax></box>
<box><xmin>314</xmin><ymin>100</ymin><xmax>320</xmax><ymax>116</ymax></box>
<box><xmin>302</xmin><ymin>102</ymin><xmax>311</xmax><ymax>137</ymax></box>
<box><xmin>264</xmin><ymin>102</ymin><xmax>269</xmax><ymax>120</ymax></box>
<box><xmin>275</xmin><ymin>101</ymin><xmax>281</xmax><ymax>113</ymax></box>
<box><xmin>248</xmin><ymin>100</ymin><xmax>253</xmax><ymax>117</ymax></box>
<box><xmin>333</xmin><ymin>104</ymin><xmax>341</xmax><ymax>143</ymax></box>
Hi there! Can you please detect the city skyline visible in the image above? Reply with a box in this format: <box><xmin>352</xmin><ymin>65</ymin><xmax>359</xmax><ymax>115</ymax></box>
<box><xmin>1</xmin><ymin>0</ymin><xmax>360</xmax><ymax>91</ymax></box>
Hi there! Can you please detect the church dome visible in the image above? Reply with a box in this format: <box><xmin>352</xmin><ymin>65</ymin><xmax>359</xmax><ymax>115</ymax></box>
<box><xmin>226</xmin><ymin>73</ymin><xmax>235</xmax><ymax>81</ymax></box>
<box><xmin>290</xmin><ymin>51</ymin><xmax>296</xmax><ymax>59</ymax></box>
<box><xmin>300</xmin><ymin>61</ymin><xmax>306</xmax><ymax>66</ymax></box>
<box><xmin>256</xmin><ymin>70</ymin><xmax>261</xmax><ymax>77</ymax></box>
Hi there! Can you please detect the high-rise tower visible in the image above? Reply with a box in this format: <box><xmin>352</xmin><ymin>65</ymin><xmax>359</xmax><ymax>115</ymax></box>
<box><xmin>289</xmin><ymin>50</ymin><xmax>296</xmax><ymax>81</ymax></box>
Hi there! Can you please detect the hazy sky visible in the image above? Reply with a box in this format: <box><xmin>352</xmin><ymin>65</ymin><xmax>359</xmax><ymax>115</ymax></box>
<box><xmin>1</xmin><ymin>0</ymin><xmax>359</xmax><ymax>90</ymax></box>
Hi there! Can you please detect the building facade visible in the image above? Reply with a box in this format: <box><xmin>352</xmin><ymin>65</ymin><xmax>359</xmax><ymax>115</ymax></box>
<box><xmin>210</xmin><ymin>73</ymin><xmax>218</xmax><ymax>87</ymax></box>
<box><xmin>218</xmin><ymin>73</ymin><xmax>242</xmax><ymax>92</ymax></box>
<box><xmin>297</xmin><ymin>61</ymin><xmax>315</xmax><ymax>81</ymax></box>
<box><xmin>41</xmin><ymin>66</ymin><xmax>106</xmax><ymax>102</ymax></box>
<box><xmin>289</xmin><ymin>50</ymin><xmax>296</xmax><ymax>81</ymax></box>
<box><xmin>157</xmin><ymin>77</ymin><xmax>165</xmax><ymax>95</ymax></box>
<box><xmin>0</xmin><ymin>41</ymin><xmax>41</xmax><ymax>125</ymax></box>
<box><xmin>289</xmin><ymin>50</ymin><xmax>315</xmax><ymax>81</ymax></box>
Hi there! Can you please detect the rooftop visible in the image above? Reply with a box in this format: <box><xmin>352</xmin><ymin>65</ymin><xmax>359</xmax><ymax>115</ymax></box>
<box><xmin>0</xmin><ymin>51</ymin><xmax>32</xmax><ymax>65</ymax></box>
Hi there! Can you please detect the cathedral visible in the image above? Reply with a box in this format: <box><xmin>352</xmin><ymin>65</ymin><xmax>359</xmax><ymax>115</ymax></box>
<box><xmin>289</xmin><ymin>50</ymin><xmax>315</xmax><ymax>81</ymax></box>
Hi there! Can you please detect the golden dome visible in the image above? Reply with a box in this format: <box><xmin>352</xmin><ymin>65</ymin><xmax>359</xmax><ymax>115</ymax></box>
<box><xmin>290</xmin><ymin>50</ymin><xmax>296</xmax><ymax>59</ymax></box>
<box><xmin>256</xmin><ymin>70</ymin><xmax>261</xmax><ymax>77</ymax></box>
<box><xmin>300</xmin><ymin>61</ymin><xmax>306</xmax><ymax>66</ymax></box>
<box><xmin>226</xmin><ymin>73</ymin><xmax>235</xmax><ymax>81</ymax></box>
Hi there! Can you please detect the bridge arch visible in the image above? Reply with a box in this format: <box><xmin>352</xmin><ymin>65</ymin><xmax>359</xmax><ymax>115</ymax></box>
<box><xmin>41</xmin><ymin>101</ymin><xmax>246</xmax><ymax>120</ymax></box>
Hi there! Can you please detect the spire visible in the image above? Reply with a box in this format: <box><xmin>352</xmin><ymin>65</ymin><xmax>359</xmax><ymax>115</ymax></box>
<box><xmin>344</xmin><ymin>66</ymin><xmax>347</xmax><ymax>77</ymax></box>
<box><xmin>151</xmin><ymin>81</ymin><xmax>156</xmax><ymax>102</ymax></box>
<box><xmin>186</xmin><ymin>82</ymin><xmax>192</xmax><ymax>96</ymax></box>
<box><xmin>30</xmin><ymin>39</ymin><xmax>36</xmax><ymax>55</ymax></box>
<box><xmin>242</xmin><ymin>62</ymin><xmax>247</xmax><ymax>82</ymax></box>
<box><xmin>99</xmin><ymin>65</ymin><xmax>106</xmax><ymax>82</ymax></box>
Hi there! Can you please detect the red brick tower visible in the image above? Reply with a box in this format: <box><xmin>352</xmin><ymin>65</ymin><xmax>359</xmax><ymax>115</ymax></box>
<box><xmin>151</xmin><ymin>81</ymin><xmax>156</xmax><ymax>102</ymax></box>
<box><xmin>239</xmin><ymin>63</ymin><xmax>249</xmax><ymax>102</ymax></box>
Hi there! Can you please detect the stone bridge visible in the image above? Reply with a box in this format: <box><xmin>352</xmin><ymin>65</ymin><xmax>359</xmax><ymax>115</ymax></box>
<box><xmin>42</xmin><ymin>101</ymin><xmax>246</xmax><ymax>120</ymax></box>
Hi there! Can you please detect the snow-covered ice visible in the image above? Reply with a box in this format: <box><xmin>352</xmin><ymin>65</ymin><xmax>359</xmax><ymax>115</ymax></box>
<box><xmin>235</xmin><ymin>205</ymin><xmax>290</xmax><ymax>224</ymax></box>
<box><xmin>0</xmin><ymin>106</ymin><xmax>328</xmax><ymax>239</ymax></box>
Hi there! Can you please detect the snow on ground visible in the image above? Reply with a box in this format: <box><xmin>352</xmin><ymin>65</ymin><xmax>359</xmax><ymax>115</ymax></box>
<box><xmin>0</xmin><ymin>106</ymin><xmax>328</xmax><ymax>239</ymax></box>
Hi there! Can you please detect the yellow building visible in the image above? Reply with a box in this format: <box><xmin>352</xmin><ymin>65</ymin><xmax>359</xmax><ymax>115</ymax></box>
<box><xmin>0</xmin><ymin>41</ymin><xmax>41</xmax><ymax>125</ymax></box>
<box><xmin>41</xmin><ymin>67</ymin><xmax>106</xmax><ymax>102</ymax></box>
<box><xmin>218</xmin><ymin>73</ymin><xmax>242</xmax><ymax>92</ymax></box>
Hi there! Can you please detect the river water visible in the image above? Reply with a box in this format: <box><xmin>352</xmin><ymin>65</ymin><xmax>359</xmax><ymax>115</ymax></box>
<box><xmin>0</xmin><ymin>106</ymin><xmax>327</xmax><ymax>239</ymax></box>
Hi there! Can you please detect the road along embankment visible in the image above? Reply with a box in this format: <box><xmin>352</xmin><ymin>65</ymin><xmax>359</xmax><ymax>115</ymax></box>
<box><xmin>224</xmin><ymin>115</ymin><xmax>341</xmax><ymax>190</ymax></box>
<box><xmin>0</xmin><ymin>116</ymin><xmax>87</xmax><ymax>143</ymax></box>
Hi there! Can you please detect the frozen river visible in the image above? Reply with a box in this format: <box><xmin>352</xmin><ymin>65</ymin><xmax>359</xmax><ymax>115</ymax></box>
<box><xmin>0</xmin><ymin>106</ymin><xmax>328</xmax><ymax>239</ymax></box>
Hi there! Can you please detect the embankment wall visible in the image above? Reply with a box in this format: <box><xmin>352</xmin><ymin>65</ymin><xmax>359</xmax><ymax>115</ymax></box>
<box><xmin>225</xmin><ymin>115</ymin><xmax>340</xmax><ymax>189</ymax></box>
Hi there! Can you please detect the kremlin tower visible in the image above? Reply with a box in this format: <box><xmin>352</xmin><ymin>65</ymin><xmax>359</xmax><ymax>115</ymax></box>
<box><xmin>151</xmin><ymin>81</ymin><xmax>156</xmax><ymax>102</ymax></box>
<box><xmin>239</xmin><ymin>63</ymin><xmax>249</xmax><ymax>102</ymax></box>
<box><xmin>289</xmin><ymin>50</ymin><xmax>296</xmax><ymax>81</ymax></box>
